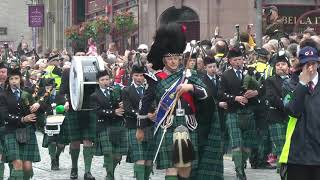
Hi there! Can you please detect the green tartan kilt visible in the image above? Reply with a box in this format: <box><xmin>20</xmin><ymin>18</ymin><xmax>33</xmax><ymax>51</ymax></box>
<box><xmin>268</xmin><ymin>122</ymin><xmax>286</xmax><ymax>156</ymax></box>
<box><xmin>42</xmin><ymin>134</ymin><xmax>64</xmax><ymax>148</ymax></box>
<box><xmin>95</xmin><ymin>124</ymin><xmax>128</xmax><ymax>156</ymax></box>
<box><xmin>197</xmin><ymin>111</ymin><xmax>224</xmax><ymax>180</ymax></box>
<box><xmin>154</xmin><ymin>116</ymin><xmax>198</xmax><ymax>170</ymax></box>
<box><xmin>126</xmin><ymin>128</ymin><xmax>155</xmax><ymax>163</ymax></box>
<box><xmin>3</xmin><ymin>126</ymin><xmax>41</xmax><ymax>162</ymax></box>
<box><xmin>61</xmin><ymin>111</ymin><xmax>96</xmax><ymax>144</ymax></box>
<box><xmin>226</xmin><ymin>109</ymin><xmax>258</xmax><ymax>149</ymax></box>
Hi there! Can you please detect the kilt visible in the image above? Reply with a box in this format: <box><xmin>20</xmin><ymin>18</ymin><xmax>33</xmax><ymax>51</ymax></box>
<box><xmin>126</xmin><ymin>128</ymin><xmax>155</xmax><ymax>163</ymax></box>
<box><xmin>268</xmin><ymin>122</ymin><xmax>286</xmax><ymax>156</ymax></box>
<box><xmin>154</xmin><ymin>116</ymin><xmax>198</xmax><ymax>170</ymax></box>
<box><xmin>42</xmin><ymin>134</ymin><xmax>64</xmax><ymax>148</ymax></box>
<box><xmin>197</xmin><ymin>111</ymin><xmax>224</xmax><ymax>180</ymax></box>
<box><xmin>226</xmin><ymin>109</ymin><xmax>258</xmax><ymax>149</ymax></box>
<box><xmin>95</xmin><ymin>123</ymin><xmax>128</xmax><ymax>156</ymax></box>
<box><xmin>61</xmin><ymin>111</ymin><xmax>96</xmax><ymax>144</ymax></box>
<box><xmin>3</xmin><ymin>126</ymin><xmax>41</xmax><ymax>162</ymax></box>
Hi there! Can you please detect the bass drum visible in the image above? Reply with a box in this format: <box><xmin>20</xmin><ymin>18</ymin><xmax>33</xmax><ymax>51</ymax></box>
<box><xmin>69</xmin><ymin>56</ymin><xmax>105</xmax><ymax>111</ymax></box>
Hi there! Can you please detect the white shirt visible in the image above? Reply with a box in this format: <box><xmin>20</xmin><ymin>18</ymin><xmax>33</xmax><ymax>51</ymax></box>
<box><xmin>233</xmin><ymin>68</ymin><xmax>242</xmax><ymax>79</ymax></box>
<box><xmin>299</xmin><ymin>72</ymin><xmax>318</xmax><ymax>88</ymax></box>
<box><xmin>100</xmin><ymin>87</ymin><xmax>110</xmax><ymax>96</ymax></box>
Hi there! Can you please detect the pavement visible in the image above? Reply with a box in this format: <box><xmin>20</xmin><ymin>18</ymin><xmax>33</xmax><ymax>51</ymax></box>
<box><xmin>3</xmin><ymin>132</ymin><xmax>281</xmax><ymax>180</ymax></box>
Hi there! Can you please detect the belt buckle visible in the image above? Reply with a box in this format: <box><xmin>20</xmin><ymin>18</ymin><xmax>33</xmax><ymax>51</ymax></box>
<box><xmin>176</xmin><ymin>108</ymin><xmax>185</xmax><ymax>116</ymax></box>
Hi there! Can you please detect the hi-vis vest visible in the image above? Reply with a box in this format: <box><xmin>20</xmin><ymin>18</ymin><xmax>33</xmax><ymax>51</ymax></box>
<box><xmin>264</xmin><ymin>64</ymin><xmax>273</xmax><ymax>80</ymax></box>
<box><xmin>279</xmin><ymin>116</ymin><xmax>297</xmax><ymax>164</ymax></box>
<box><xmin>42</xmin><ymin>65</ymin><xmax>61</xmax><ymax>91</ymax></box>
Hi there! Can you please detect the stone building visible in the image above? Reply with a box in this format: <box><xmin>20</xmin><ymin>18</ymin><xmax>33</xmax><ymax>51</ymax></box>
<box><xmin>0</xmin><ymin>0</ymin><xmax>33</xmax><ymax>49</ymax></box>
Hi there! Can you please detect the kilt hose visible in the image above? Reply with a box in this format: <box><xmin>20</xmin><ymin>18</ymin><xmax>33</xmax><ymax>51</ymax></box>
<box><xmin>226</xmin><ymin>109</ymin><xmax>258</xmax><ymax>149</ymax></box>
<box><xmin>196</xmin><ymin>111</ymin><xmax>224</xmax><ymax>180</ymax></box>
<box><xmin>3</xmin><ymin>126</ymin><xmax>40</xmax><ymax>162</ymax></box>
<box><xmin>61</xmin><ymin>111</ymin><xmax>96</xmax><ymax>144</ymax></box>
<box><xmin>268</xmin><ymin>122</ymin><xmax>287</xmax><ymax>156</ymax></box>
<box><xmin>154</xmin><ymin>116</ymin><xmax>198</xmax><ymax>170</ymax></box>
<box><xmin>126</xmin><ymin>128</ymin><xmax>154</xmax><ymax>163</ymax></box>
<box><xmin>95</xmin><ymin>124</ymin><xmax>128</xmax><ymax>157</ymax></box>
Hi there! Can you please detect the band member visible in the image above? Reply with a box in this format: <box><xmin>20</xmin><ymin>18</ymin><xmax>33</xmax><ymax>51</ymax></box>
<box><xmin>195</xmin><ymin>56</ymin><xmax>223</xmax><ymax>179</ymax></box>
<box><xmin>0</xmin><ymin>63</ymin><xmax>7</xmax><ymax>179</ymax></box>
<box><xmin>218</xmin><ymin>47</ymin><xmax>258</xmax><ymax>180</ymax></box>
<box><xmin>59</xmin><ymin>66</ymin><xmax>96</xmax><ymax>180</ymax></box>
<box><xmin>265</xmin><ymin>52</ymin><xmax>290</xmax><ymax>171</ymax></box>
<box><xmin>90</xmin><ymin>70</ymin><xmax>127</xmax><ymax>180</ymax></box>
<box><xmin>0</xmin><ymin>68</ymin><xmax>41</xmax><ymax>179</ymax></box>
<box><xmin>136</xmin><ymin>23</ymin><xmax>208</xmax><ymax>180</ymax></box>
<box><xmin>123</xmin><ymin>64</ymin><xmax>153</xmax><ymax>180</ymax></box>
<box><xmin>38</xmin><ymin>78</ymin><xmax>65</xmax><ymax>171</ymax></box>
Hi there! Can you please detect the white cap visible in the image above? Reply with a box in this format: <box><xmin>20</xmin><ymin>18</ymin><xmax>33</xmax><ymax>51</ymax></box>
<box><xmin>106</xmin><ymin>54</ymin><xmax>117</xmax><ymax>64</ymax></box>
<box><xmin>137</xmin><ymin>44</ymin><xmax>148</xmax><ymax>51</ymax></box>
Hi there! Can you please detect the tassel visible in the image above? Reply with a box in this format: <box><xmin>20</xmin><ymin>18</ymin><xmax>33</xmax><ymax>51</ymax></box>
<box><xmin>172</xmin><ymin>140</ymin><xmax>180</xmax><ymax>164</ymax></box>
<box><xmin>172</xmin><ymin>125</ymin><xmax>193</xmax><ymax>168</ymax></box>
<box><xmin>181</xmin><ymin>139</ymin><xmax>195</xmax><ymax>163</ymax></box>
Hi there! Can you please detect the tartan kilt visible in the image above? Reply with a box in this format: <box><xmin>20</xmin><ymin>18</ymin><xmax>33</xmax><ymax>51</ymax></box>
<box><xmin>226</xmin><ymin>109</ymin><xmax>258</xmax><ymax>149</ymax></box>
<box><xmin>268</xmin><ymin>122</ymin><xmax>286</xmax><ymax>156</ymax></box>
<box><xmin>3</xmin><ymin>126</ymin><xmax>41</xmax><ymax>162</ymax></box>
<box><xmin>154</xmin><ymin>116</ymin><xmax>198</xmax><ymax>170</ymax></box>
<box><xmin>126</xmin><ymin>128</ymin><xmax>155</xmax><ymax>163</ymax></box>
<box><xmin>61</xmin><ymin>111</ymin><xmax>96</xmax><ymax>144</ymax></box>
<box><xmin>42</xmin><ymin>134</ymin><xmax>64</xmax><ymax>148</ymax></box>
<box><xmin>95</xmin><ymin>123</ymin><xmax>128</xmax><ymax>156</ymax></box>
<box><xmin>197</xmin><ymin>111</ymin><xmax>224</xmax><ymax>180</ymax></box>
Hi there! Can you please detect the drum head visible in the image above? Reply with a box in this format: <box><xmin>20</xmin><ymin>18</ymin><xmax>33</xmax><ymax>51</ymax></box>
<box><xmin>70</xmin><ymin>56</ymin><xmax>105</xmax><ymax>111</ymax></box>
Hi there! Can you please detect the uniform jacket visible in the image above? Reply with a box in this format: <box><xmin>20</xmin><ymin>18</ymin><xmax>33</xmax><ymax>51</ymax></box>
<box><xmin>138</xmin><ymin>69</ymin><xmax>208</xmax><ymax>128</ymax></box>
<box><xmin>218</xmin><ymin>68</ymin><xmax>257</xmax><ymax>112</ymax></box>
<box><xmin>264</xmin><ymin>75</ymin><xmax>288</xmax><ymax>122</ymax></box>
<box><xmin>122</xmin><ymin>84</ymin><xmax>152</xmax><ymax>129</ymax></box>
<box><xmin>0</xmin><ymin>89</ymin><xmax>38</xmax><ymax>133</ymax></box>
<box><xmin>285</xmin><ymin>72</ymin><xmax>320</xmax><ymax>165</ymax></box>
<box><xmin>90</xmin><ymin>86</ymin><xmax>123</xmax><ymax>131</ymax></box>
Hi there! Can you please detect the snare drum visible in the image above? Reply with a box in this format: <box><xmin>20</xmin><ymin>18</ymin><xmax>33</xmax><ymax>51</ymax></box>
<box><xmin>45</xmin><ymin>115</ymin><xmax>65</xmax><ymax>136</ymax></box>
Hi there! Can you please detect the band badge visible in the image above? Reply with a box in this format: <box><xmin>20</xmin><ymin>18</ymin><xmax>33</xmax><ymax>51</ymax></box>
<box><xmin>169</xmin><ymin>92</ymin><xmax>175</xmax><ymax>99</ymax></box>
<box><xmin>176</xmin><ymin>108</ymin><xmax>185</xmax><ymax>116</ymax></box>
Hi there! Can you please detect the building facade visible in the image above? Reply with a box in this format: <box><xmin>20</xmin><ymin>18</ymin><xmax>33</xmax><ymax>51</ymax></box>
<box><xmin>0</xmin><ymin>0</ymin><xmax>33</xmax><ymax>49</ymax></box>
<box><xmin>139</xmin><ymin>0</ymin><xmax>320</xmax><ymax>45</ymax></box>
<box><xmin>138</xmin><ymin>0</ymin><xmax>256</xmax><ymax>45</ymax></box>
<box><xmin>41</xmin><ymin>0</ymin><xmax>71</xmax><ymax>53</ymax></box>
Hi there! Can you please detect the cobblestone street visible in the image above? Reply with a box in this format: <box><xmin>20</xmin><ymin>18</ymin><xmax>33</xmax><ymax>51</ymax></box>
<box><xmin>3</xmin><ymin>133</ymin><xmax>280</xmax><ymax>180</ymax></box>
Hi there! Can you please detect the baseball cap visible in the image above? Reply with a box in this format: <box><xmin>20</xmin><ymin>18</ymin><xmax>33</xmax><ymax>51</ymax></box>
<box><xmin>298</xmin><ymin>46</ymin><xmax>320</xmax><ymax>65</ymax></box>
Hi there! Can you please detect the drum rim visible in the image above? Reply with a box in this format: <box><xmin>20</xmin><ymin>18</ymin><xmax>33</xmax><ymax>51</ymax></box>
<box><xmin>70</xmin><ymin>57</ymin><xmax>84</xmax><ymax>111</ymax></box>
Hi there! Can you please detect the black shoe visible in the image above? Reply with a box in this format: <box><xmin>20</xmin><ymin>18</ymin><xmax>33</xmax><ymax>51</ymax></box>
<box><xmin>84</xmin><ymin>172</ymin><xmax>95</xmax><ymax>180</ymax></box>
<box><xmin>51</xmin><ymin>159</ymin><xmax>59</xmax><ymax>171</ymax></box>
<box><xmin>235</xmin><ymin>169</ymin><xmax>247</xmax><ymax>180</ymax></box>
<box><xmin>70</xmin><ymin>168</ymin><xmax>78</xmax><ymax>179</ymax></box>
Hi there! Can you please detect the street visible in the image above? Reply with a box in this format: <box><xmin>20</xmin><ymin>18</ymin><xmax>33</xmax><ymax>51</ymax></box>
<box><xmin>3</xmin><ymin>133</ymin><xmax>280</xmax><ymax>180</ymax></box>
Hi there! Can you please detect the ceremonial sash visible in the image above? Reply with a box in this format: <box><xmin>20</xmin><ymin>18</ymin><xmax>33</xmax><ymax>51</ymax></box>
<box><xmin>154</xmin><ymin>75</ymin><xmax>184</xmax><ymax>134</ymax></box>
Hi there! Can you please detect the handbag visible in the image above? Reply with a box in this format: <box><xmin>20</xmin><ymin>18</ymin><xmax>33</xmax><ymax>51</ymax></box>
<box><xmin>15</xmin><ymin>127</ymin><xmax>30</xmax><ymax>144</ymax></box>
